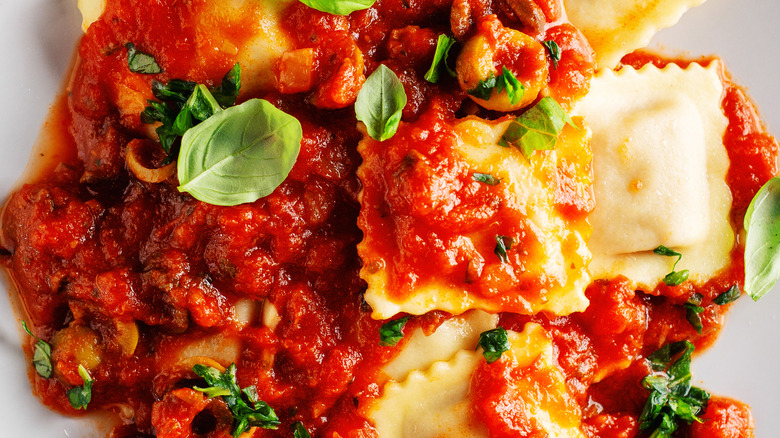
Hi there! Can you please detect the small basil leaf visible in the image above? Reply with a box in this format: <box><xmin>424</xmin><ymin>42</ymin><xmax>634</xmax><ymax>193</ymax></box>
<box><xmin>212</xmin><ymin>63</ymin><xmax>242</xmax><ymax>107</ymax></box>
<box><xmin>152</xmin><ymin>79</ymin><xmax>197</xmax><ymax>104</ymax></box>
<box><xmin>684</xmin><ymin>294</ymin><xmax>704</xmax><ymax>334</ymax></box>
<box><xmin>67</xmin><ymin>365</ymin><xmax>94</xmax><ymax>410</ymax></box>
<box><xmin>186</xmin><ymin>84</ymin><xmax>222</xmax><ymax>121</ymax></box>
<box><xmin>476</xmin><ymin>327</ymin><xmax>510</xmax><ymax>364</ymax></box>
<box><xmin>379</xmin><ymin>316</ymin><xmax>410</xmax><ymax>347</ymax></box>
<box><xmin>297</xmin><ymin>0</ymin><xmax>376</xmax><ymax>15</ymax></box>
<box><xmin>293</xmin><ymin>422</ymin><xmax>312</xmax><ymax>438</ymax></box>
<box><xmin>653</xmin><ymin>245</ymin><xmax>681</xmax><ymax>258</ymax></box>
<box><xmin>744</xmin><ymin>176</ymin><xmax>780</xmax><ymax>300</ymax></box>
<box><xmin>714</xmin><ymin>285</ymin><xmax>741</xmax><ymax>305</ymax></box>
<box><xmin>499</xmin><ymin>96</ymin><xmax>575</xmax><ymax>159</ymax></box>
<box><xmin>177</xmin><ymin>99</ymin><xmax>302</xmax><ymax>206</ymax></box>
<box><xmin>125</xmin><ymin>43</ymin><xmax>163</xmax><ymax>74</ymax></box>
<box><xmin>22</xmin><ymin>321</ymin><xmax>53</xmax><ymax>379</ymax></box>
<box><xmin>356</xmin><ymin>64</ymin><xmax>407</xmax><ymax>141</ymax></box>
<box><xmin>542</xmin><ymin>40</ymin><xmax>561</xmax><ymax>69</ymax></box>
<box><xmin>473</xmin><ymin>172</ymin><xmax>500</xmax><ymax>186</ymax></box>
<box><xmin>494</xmin><ymin>235</ymin><xmax>515</xmax><ymax>264</ymax></box>
<box><xmin>424</xmin><ymin>34</ymin><xmax>456</xmax><ymax>83</ymax></box>
<box><xmin>468</xmin><ymin>67</ymin><xmax>525</xmax><ymax>105</ymax></box>
<box><xmin>653</xmin><ymin>245</ymin><xmax>688</xmax><ymax>286</ymax></box>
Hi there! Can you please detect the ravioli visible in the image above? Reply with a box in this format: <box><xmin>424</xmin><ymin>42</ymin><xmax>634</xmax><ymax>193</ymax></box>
<box><xmin>357</xmin><ymin>112</ymin><xmax>593</xmax><ymax>319</ymax></box>
<box><xmin>368</xmin><ymin>323</ymin><xmax>585</xmax><ymax>438</ymax></box>
<box><xmin>563</xmin><ymin>0</ymin><xmax>707</xmax><ymax>68</ymax></box>
<box><xmin>574</xmin><ymin>61</ymin><xmax>733</xmax><ymax>287</ymax></box>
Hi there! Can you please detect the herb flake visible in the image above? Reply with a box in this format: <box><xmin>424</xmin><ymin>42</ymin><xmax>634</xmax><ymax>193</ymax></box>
<box><xmin>476</xmin><ymin>327</ymin><xmax>510</xmax><ymax>364</ymax></box>
<box><xmin>67</xmin><ymin>365</ymin><xmax>94</xmax><ymax>410</ymax></box>
<box><xmin>494</xmin><ymin>235</ymin><xmax>515</xmax><ymax>264</ymax></box>
<box><xmin>125</xmin><ymin>42</ymin><xmax>163</xmax><ymax>75</ymax></box>
<box><xmin>468</xmin><ymin>66</ymin><xmax>524</xmax><ymax>105</ymax></box>
<box><xmin>714</xmin><ymin>285</ymin><xmax>741</xmax><ymax>305</ymax></box>
<box><xmin>542</xmin><ymin>40</ymin><xmax>561</xmax><ymax>69</ymax></box>
<box><xmin>499</xmin><ymin>96</ymin><xmax>576</xmax><ymax>159</ymax></box>
<box><xmin>473</xmin><ymin>172</ymin><xmax>500</xmax><ymax>186</ymax></box>
<box><xmin>21</xmin><ymin>320</ymin><xmax>53</xmax><ymax>379</ymax></box>
<box><xmin>424</xmin><ymin>34</ymin><xmax>456</xmax><ymax>83</ymax></box>
<box><xmin>379</xmin><ymin>315</ymin><xmax>410</xmax><ymax>347</ymax></box>
<box><xmin>653</xmin><ymin>245</ymin><xmax>690</xmax><ymax>286</ymax></box>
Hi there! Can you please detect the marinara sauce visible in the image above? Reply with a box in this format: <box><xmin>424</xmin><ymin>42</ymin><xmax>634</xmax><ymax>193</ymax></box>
<box><xmin>0</xmin><ymin>0</ymin><xmax>775</xmax><ymax>437</ymax></box>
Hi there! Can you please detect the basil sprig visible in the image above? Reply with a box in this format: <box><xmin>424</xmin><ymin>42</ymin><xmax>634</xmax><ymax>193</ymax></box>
<box><xmin>424</xmin><ymin>34</ymin><xmax>456</xmax><ymax>83</ymax></box>
<box><xmin>379</xmin><ymin>315</ymin><xmax>410</xmax><ymax>347</ymax></box>
<box><xmin>141</xmin><ymin>63</ymin><xmax>241</xmax><ymax>156</ymax></box>
<box><xmin>297</xmin><ymin>0</ymin><xmax>375</xmax><ymax>14</ymax></box>
<box><xmin>67</xmin><ymin>365</ymin><xmax>94</xmax><ymax>410</ymax></box>
<box><xmin>499</xmin><ymin>96</ymin><xmax>576</xmax><ymax>159</ymax></box>
<box><xmin>356</xmin><ymin>64</ymin><xmax>407</xmax><ymax>141</ymax></box>
<box><xmin>468</xmin><ymin>66</ymin><xmax>524</xmax><ymax>105</ymax></box>
<box><xmin>177</xmin><ymin>99</ymin><xmax>302</xmax><ymax>206</ymax></box>
<box><xmin>21</xmin><ymin>320</ymin><xmax>53</xmax><ymax>379</ymax></box>
<box><xmin>125</xmin><ymin>42</ymin><xmax>163</xmax><ymax>74</ymax></box>
<box><xmin>193</xmin><ymin>363</ymin><xmax>280</xmax><ymax>437</ymax></box>
<box><xmin>476</xmin><ymin>327</ymin><xmax>510</xmax><ymax>364</ymax></box>
<box><xmin>640</xmin><ymin>342</ymin><xmax>710</xmax><ymax>437</ymax></box>
<box><xmin>744</xmin><ymin>176</ymin><xmax>780</xmax><ymax>300</ymax></box>
<box><xmin>542</xmin><ymin>40</ymin><xmax>561</xmax><ymax>69</ymax></box>
<box><xmin>653</xmin><ymin>245</ymin><xmax>690</xmax><ymax>286</ymax></box>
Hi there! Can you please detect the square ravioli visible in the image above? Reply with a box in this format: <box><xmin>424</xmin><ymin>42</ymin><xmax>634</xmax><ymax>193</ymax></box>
<box><xmin>357</xmin><ymin>106</ymin><xmax>593</xmax><ymax>318</ymax></box>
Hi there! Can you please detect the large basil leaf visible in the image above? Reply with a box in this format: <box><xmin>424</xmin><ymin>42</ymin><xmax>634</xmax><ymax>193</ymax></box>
<box><xmin>298</xmin><ymin>0</ymin><xmax>375</xmax><ymax>15</ymax></box>
<box><xmin>744</xmin><ymin>176</ymin><xmax>780</xmax><ymax>300</ymax></box>
<box><xmin>355</xmin><ymin>64</ymin><xmax>407</xmax><ymax>141</ymax></box>
<box><xmin>177</xmin><ymin>99</ymin><xmax>302</xmax><ymax>206</ymax></box>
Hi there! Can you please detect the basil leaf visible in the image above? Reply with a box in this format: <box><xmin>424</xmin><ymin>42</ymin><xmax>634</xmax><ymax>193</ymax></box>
<box><xmin>67</xmin><ymin>365</ymin><xmax>94</xmax><ymax>410</ymax></box>
<box><xmin>212</xmin><ymin>63</ymin><xmax>242</xmax><ymax>107</ymax></box>
<box><xmin>424</xmin><ymin>34</ymin><xmax>456</xmax><ymax>83</ymax></box>
<box><xmin>494</xmin><ymin>235</ymin><xmax>515</xmax><ymax>264</ymax></box>
<box><xmin>177</xmin><ymin>99</ymin><xmax>302</xmax><ymax>206</ymax></box>
<box><xmin>356</xmin><ymin>64</ymin><xmax>407</xmax><ymax>141</ymax></box>
<box><xmin>21</xmin><ymin>320</ymin><xmax>53</xmax><ymax>379</ymax></box>
<box><xmin>468</xmin><ymin>67</ymin><xmax>524</xmax><ymax>105</ymax></box>
<box><xmin>193</xmin><ymin>363</ymin><xmax>280</xmax><ymax>436</ymax></box>
<box><xmin>476</xmin><ymin>327</ymin><xmax>510</xmax><ymax>364</ymax></box>
<box><xmin>379</xmin><ymin>315</ymin><xmax>410</xmax><ymax>347</ymax></box>
<box><xmin>297</xmin><ymin>0</ymin><xmax>375</xmax><ymax>15</ymax></box>
<box><xmin>125</xmin><ymin>42</ymin><xmax>163</xmax><ymax>74</ymax></box>
<box><xmin>186</xmin><ymin>84</ymin><xmax>222</xmax><ymax>121</ymax></box>
<box><xmin>684</xmin><ymin>293</ymin><xmax>704</xmax><ymax>334</ymax></box>
<box><xmin>293</xmin><ymin>422</ymin><xmax>311</xmax><ymax>438</ymax></box>
<box><xmin>714</xmin><ymin>285</ymin><xmax>741</xmax><ymax>305</ymax></box>
<box><xmin>499</xmin><ymin>96</ymin><xmax>575</xmax><ymax>159</ymax></box>
<box><xmin>473</xmin><ymin>172</ymin><xmax>500</xmax><ymax>186</ymax></box>
<box><xmin>653</xmin><ymin>245</ymin><xmax>689</xmax><ymax>286</ymax></box>
<box><xmin>542</xmin><ymin>40</ymin><xmax>561</xmax><ymax>69</ymax></box>
<box><xmin>744</xmin><ymin>176</ymin><xmax>780</xmax><ymax>300</ymax></box>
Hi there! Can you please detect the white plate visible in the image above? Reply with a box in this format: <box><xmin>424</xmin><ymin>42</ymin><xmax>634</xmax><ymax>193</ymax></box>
<box><xmin>0</xmin><ymin>0</ymin><xmax>777</xmax><ymax>436</ymax></box>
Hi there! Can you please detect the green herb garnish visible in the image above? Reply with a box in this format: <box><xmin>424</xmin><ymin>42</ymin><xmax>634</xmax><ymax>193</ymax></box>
<box><xmin>498</xmin><ymin>96</ymin><xmax>576</xmax><ymax>159</ymax></box>
<box><xmin>476</xmin><ymin>327</ymin><xmax>510</xmax><ymax>364</ymax></box>
<box><xmin>640</xmin><ymin>341</ymin><xmax>710</xmax><ymax>437</ymax></box>
<box><xmin>356</xmin><ymin>64</ymin><xmax>407</xmax><ymax>141</ymax></box>
<box><xmin>67</xmin><ymin>364</ymin><xmax>94</xmax><ymax>410</ymax></box>
<box><xmin>653</xmin><ymin>245</ymin><xmax>690</xmax><ymax>286</ymax></box>
<box><xmin>424</xmin><ymin>34</ymin><xmax>456</xmax><ymax>83</ymax></box>
<box><xmin>193</xmin><ymin>363</ymin><xmax>280</xmax><ymax>437</ymax></box>
<box><xmin>21</xmin><ymin>320</ymin><xmax>53</xmax><ymax>379</ymax></box>
<box><xmin>379</xmin><ymin>315</ymin><xmax>410</xmax><ymax>347</ymax></box>
<box><xmin>744</xmin><ymin>176</ymin><xmax>780</xmax><ymax>300</ymax></box>
<box><xmin>542</xmin><ymin>40</ymin><xmax>561</xmax><ymax>69</ymax></box>
<box><xmin>494</xmin><ymin>235</ymin><xmax>515</xmax><ymax>264</ymax></box>
<box><xmin>473</xmin><ymin>172</ymin><xmax>500</xmax><ymax>186</ymax></box>
<box><xmin>683</xmin><ymin>293</ymin><xmax>704</xmax><ymax>334</ymax></box>
<box><xmin>177</xmin><ymin>99</ymin><xmax>302</xmax><ymax>206</ymax></box>
<box><xmin>125</xmin><ymin>42</ymin><xmax>162</xmax><ymax>74</ymax></box>
<box><xmin>467</xmin><ymin>66</ymin><xmax>524</xmax><ymax>105</ymax></box>
<box><xmin>297</xmin><ymin>0</ymin><xmax>376</xmax><ymax>15</ymax></box>
<box><xmin>713</xmin><ymin>285</ymin><xmax>741</xmax><ymax>305</ymax></box>
<box><xmin>293</xmin><ymin>421</ymin><xmax>311</xmax><ymax>438</ymax></box>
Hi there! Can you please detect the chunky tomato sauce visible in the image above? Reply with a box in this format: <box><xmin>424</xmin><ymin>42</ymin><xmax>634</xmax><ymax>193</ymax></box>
<box><xmin>1</xmin><ymin>0</ymin><xmax>776</xmax><ymax>437</ymax></box>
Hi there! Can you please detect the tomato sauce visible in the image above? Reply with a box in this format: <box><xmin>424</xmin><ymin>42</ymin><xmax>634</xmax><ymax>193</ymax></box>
<box><xmin>1</xmin><ymin>0</ymin><xmax>776</xmax><ymax>437</ymax></box>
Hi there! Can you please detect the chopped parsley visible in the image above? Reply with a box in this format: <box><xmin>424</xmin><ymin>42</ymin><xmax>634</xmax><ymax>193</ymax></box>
<box><xmin>67</xmin><ymin>365</ymin><xmax>94</xmax><ymax>410</ymax></box>
<box><xmin>379</xmin><ymin>315</ymin><xmax>410</xmax><ymax>347</ymax></box>
<box><xmin>467</xmin><ymin>66</ymin><xmax>524</xmax><ymax>105</ymax></box>
<box><xmin>640</xmin><ymin>341</ymin><xmax>710</xmax><ymax>437</ymax></box>
<box><xmin>494</xmin><ymin>235</ymin><xmax>515</xmax><ymax>264</ymax></box>
<box><xmin>542</xmin><ymin>40</ymin><xmax>561</xmax><ymax>69</ymax></box>
<box><xmin>653</xmin><ymin>245</ymin><xmax>690</xmax><ymax>286</ymax></box>
<box><xmin>193</xmin><ymin>363</ymin><xmax>280</xmax><ymax>437</ymax></box>
<box><xmin>473</xmin><ymin>172</ymin><xmax>501</xmax><ymax>186</ymax></box>
<box><xmin>476</xmin><ymin>327</ymin><xmax>510</xmax><ymax>364</ymax></box>
<box><xmin>21</xmin><ymin>320</ymin><xmax>53</xmax><ymax>379</ymax></box>
<box><xmin>499</xmin><ymin>96</ymin><xmax>576</xmax><ymax>159</ymax></box>
<box><xmin>125</xmin><ymin>42</ymin><xmax>163</xmax><ymax>74</ymax></box>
